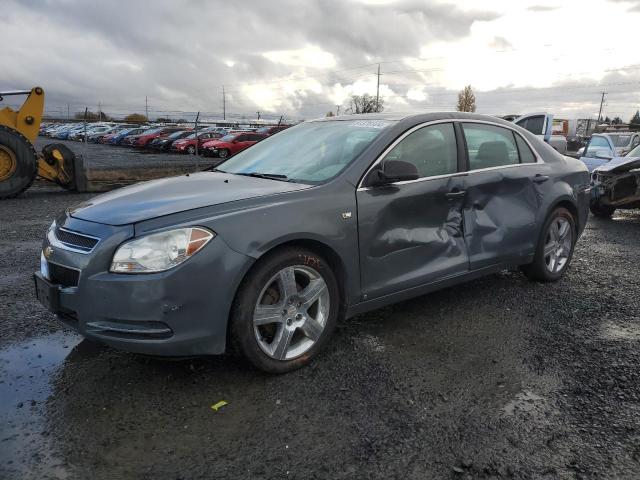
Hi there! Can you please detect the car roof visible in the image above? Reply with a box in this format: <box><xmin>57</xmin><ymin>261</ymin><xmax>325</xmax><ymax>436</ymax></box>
<box><xmin>310</xmin><ymin>111</ymin><xmax>518</xmax><ymax>128</ymax></box>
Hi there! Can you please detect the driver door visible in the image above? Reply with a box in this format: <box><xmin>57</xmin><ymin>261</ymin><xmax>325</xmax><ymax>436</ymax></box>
<box><xmin>356</xmin><ymin>122</ymin><xmax>469</xmax><ymax>300</ymax></box>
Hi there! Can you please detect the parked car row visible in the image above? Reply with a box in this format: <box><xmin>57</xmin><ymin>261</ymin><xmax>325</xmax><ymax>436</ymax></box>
<box><xmin>39</xmin><ymin>122</ymin><xmax>292</xmax><ymax>158</ymax></box>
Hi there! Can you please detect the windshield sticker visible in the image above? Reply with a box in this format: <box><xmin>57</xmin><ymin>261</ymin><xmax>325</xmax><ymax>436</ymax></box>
<box><xmin>348</xmin><ymin>120</ymin><xmax>389</xmax><ymax>129</ymax></box>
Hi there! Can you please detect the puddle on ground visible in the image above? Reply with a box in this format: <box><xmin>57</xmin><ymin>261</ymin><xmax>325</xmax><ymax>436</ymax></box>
<box><xmin>602</xmin><ymin>321</ymin><xmax>640</xmax><ymax>341</ymax></box>
<box><xmin>0</xmin><ymin>331</ymin><xmax>82</xmax><ymax>478</ymax></box>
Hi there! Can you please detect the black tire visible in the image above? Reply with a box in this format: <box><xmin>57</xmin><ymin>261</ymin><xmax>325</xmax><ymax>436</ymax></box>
<box><xmin>0</xmin><ymin>125</ymin><xmax>38</xmax><ymax>199</ymax></box>
<box><xmin>521</xmin><ymin>207</ymin><xmax>576</xmax><ymax>282</ymax></box>
<box><xmin>218</xmin><ymin>149</ymin><xmax>229</xmax><ymax>159</ymax></box>
<box><xmin>230</xmin><ymin>247</ymin><xmax>340</xmax><ymax>373</ymax></box>
<box><xmin>589</xmin><ymin>200</ymin><xmax>615</xmax><ymax>219</ymax></box>
<box><xmin>187</xmin><ymin>145</ymin><xmax>196</xmax><ymax>155</ymax></box>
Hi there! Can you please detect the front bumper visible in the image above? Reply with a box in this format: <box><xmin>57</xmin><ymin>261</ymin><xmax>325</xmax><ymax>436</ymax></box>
<box><xmin>35</xmin><ymin>214</ymin><xmax>253</xmax><ymax>356</ymax></box>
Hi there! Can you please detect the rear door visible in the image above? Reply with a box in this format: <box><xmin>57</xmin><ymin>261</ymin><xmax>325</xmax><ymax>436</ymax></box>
<box><xmin>514</xmin><ymin>112</ymin><xmax>553</xmax><ymax>143</ymax></box>
<box><xmin>460</xmin><ymin>122</ymin><xmax>548</xmax><ymax>269</ymax></box>
<box><xmin>356</xmin><ymin>122</ymin><xmax>469</xmax><ymax>300</ymax></box>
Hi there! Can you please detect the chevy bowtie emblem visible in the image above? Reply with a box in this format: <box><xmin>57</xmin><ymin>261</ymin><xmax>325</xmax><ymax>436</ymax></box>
<box><xmin>44</xmin><ymin>246</ymin><xmax>53</xmax><ymax>259</ymax></box>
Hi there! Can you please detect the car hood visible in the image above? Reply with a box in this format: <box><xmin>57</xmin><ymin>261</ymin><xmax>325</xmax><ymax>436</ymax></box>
<box><xmin>593</xmin><ymin>155</ymin><xmax>640</xmax><ymax>173</ymax></box>
<box><xmin>69</xmin><ymin>172</ymin><xmax>312</xmax><ymax>226</ymax></box>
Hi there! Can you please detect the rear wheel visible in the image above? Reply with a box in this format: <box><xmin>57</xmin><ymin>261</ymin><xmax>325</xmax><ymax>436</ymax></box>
<box><xmin>0</xmin><ymin>125</ymin><xmax>38</xmax><ymax>199</ymax></box>
<box><xmin>187</xmin><ymin>145</ymin><xmax>196</xmax><ymax>154</ymax></box>
<box><xmin>230</xmin><ymin>247</ymin><xmax>339</xmax><ymax>373</ymax></box>
<box><xmin>589</xmin><ymin>200</ymin><xmax>615</xmax><ymax>219</ymax></box>
<box><xmin>218</xmin><ymin>148</ymin><xmax>229</xmax><ymax>159</ymax></box>
<box><xmin>521</xmin><ymin>207</ymin><xmax>576</xmax><ymax>282</ymax></box>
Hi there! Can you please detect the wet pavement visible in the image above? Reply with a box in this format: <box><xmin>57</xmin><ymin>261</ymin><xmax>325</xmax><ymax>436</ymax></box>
<box><xmin>1</xmin><ymin>184</ymin><xmax>640</xmax><ymax>479</ymax></box>
<box><xmin>0</xmin><ymin>332</ymin><xmax>81</xmax><ymax>478</ymax></box>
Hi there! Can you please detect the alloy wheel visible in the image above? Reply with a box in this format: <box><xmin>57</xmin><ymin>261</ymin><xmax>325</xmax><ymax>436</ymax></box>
<box><xmin>543</xmin><ymin>217</ymin><xmax>573</xmax><ymax>273</ymax></box>
<box><xmin>253</xmin><ymin>265</ymin><xmax>330</xmax><ymax>360</ymax></box>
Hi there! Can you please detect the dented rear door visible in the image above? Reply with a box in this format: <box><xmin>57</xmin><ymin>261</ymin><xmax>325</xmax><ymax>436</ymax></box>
<box><xmin>459</xmin><ymin>122</ymin><xmax>546</xmax><ymax>269</ymax></box>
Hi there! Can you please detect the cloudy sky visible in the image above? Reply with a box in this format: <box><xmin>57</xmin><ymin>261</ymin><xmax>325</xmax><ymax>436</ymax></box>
<box><xmin>3</xmin><ymin>0</ymin><xmax>640</xmax><ymax>122</ymax></box>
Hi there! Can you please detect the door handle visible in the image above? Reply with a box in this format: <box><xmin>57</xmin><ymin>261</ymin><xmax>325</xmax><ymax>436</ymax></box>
<box><xmin>533</xmin><ymin>174</ymin><xmax>549</xmax><ymax>183</ymax></box>
<box><xmin>445</xmin><ymin>190</ymin><xmax>466</xmax><ymax>199</ymax></box>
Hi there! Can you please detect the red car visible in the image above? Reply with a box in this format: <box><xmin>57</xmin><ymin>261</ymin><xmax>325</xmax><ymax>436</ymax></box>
<box><xmin>170</xmin><ymin>131</ymin><xmax>222</xmax><ymax>154</ymax></box>
<box><xmin>130</xmin><ymin>127</ymin><xmax>184</xmax><ymax>148</ymax></box>
<box><xmin>255</xmin><ymin>125</ymin><xmax>291</xmax><ymax>136</ymax></box>
<box><xmin>201</xmin><ymin>132</ymin><xmax>267</xmax><ymax>159</ymax></box>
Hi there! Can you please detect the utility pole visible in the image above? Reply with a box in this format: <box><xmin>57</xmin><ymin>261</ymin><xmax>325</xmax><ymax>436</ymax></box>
<box><xmin>375</xmin><ymin>63</ymin><xmax>381</xmax><ymax>113</ymax></box>
<box><xmin>336</xmin><ymin>105</ymin><xmax>340</xmax><ymax>116</ymax></box>
<box><xmin>145</xmin><ymin>96</ymin><xmax>149</xmax><ymax>120</ymax></box>
<box><xmin>194</xmin><ymin>111</ymin><xmax>200</xmax><ymax>164</ymax></box>
<box><xmin>597</xmin><ymin>91</ymin><xmax>607</xmax><ymax>123</ymax></box>
<box><xmin>222</xmin><ymin>86</ymin><xmax>226</xmax><ymax>121</ymax></box>
<box><xmin>67</xmin><ymin>103</ymin><xmax>70</xmax><ymax>121</ymax></box>
<box><xmin>256</xmin><ymin>111</ymin><xmax>261</xmax><ymax>121</ymax></box>
<box><xmin>98</xmin><ymin>102</ymin><xmax>102</xmax><ymax>121</ymax></box>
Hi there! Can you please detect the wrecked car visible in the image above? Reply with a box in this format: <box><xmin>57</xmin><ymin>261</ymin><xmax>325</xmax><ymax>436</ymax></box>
<box><xmin>34</xmin><ymin>112</ymin><xmax>590</xmax><ymax>373</ymax></box>
<box><xmin>589</xmin><ymin>144</ymin><xmax>640</xmax><ymax>218</ymax></box>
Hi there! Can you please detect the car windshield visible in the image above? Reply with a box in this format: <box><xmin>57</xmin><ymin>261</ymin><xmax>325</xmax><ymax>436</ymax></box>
<box><xmin>608</xmin><ymin>135</ymin><xmax>631</xmax><ymax>147</ymax></box>
<box><xmin>626</xmin><ymin>144</ymin><xmax>640</xmax><ymax>156</ymax></box>
<box><xmin>219</xmin><ymin>134</ymin><xmax>237</xmax><ymax>141</ymax></box>
<box><xmin>167</xmin><ymin>130</ymin><xmax>186</xmax><ymax>139</ymax></box>
<box><xmin>218</xmin><ymin>119</ymin><xmax>394</xmax><ymax>183</ymax></box>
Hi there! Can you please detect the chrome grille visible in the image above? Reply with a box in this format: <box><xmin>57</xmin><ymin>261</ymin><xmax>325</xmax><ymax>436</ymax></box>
<box><xmin>54</xmin><ymin>227</ymin><xmax>99</xmax><ymax>253</ymax></box>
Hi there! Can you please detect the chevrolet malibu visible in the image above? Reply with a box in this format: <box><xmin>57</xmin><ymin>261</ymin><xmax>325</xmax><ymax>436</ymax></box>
<box><xmin>35</xmin><ymin>113</ymin><xmax>590</xmax><ymax>373</ymax></box>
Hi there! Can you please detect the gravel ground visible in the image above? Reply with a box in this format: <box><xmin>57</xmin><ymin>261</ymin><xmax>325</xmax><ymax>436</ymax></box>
<box><xmin>34</xmin><ymin>137</ymin><xmax>216</xmax><ymax>170</ymax></box>
<box><xmin>1</xmin><ymin>181</ymin><xmax>639</xmax><ymax>479</ymax></box>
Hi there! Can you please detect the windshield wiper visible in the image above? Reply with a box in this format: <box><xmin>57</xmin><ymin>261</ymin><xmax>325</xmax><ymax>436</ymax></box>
<box><xmin>235</xmin><ymin>172</ymin><xmax>290</xmax><ymax>181</ymax></box>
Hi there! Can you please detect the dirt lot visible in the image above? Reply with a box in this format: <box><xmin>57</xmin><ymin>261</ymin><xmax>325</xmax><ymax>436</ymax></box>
<box><xmin>1</xmin><ymin>179</ymin><xmax>640</xmax><ymax>479</ymax></box>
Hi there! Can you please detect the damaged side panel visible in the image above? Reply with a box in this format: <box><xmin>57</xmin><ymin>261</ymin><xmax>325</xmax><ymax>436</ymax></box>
<box><xmin>356</xmin><ymin>175</ymin><xmax>468</xmax><ymax>300</ymax></box>
<box><xmin>462</xmin><ymin>165</ymin><xmax>546</xmax><ymax>269</ymax></box>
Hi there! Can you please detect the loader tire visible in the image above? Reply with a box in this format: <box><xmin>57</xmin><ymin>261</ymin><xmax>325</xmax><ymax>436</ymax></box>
<box><xmin>0</xmin><ymin>125</ymin><xmax>38</xmax><ymax>199</ymax></box>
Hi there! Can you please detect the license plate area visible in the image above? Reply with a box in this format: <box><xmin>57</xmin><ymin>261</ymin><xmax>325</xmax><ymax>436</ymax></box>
<box><xmin>34</xmin><ymin>273</ymin><xmax>61</xmax><ymax>313</ymax></box>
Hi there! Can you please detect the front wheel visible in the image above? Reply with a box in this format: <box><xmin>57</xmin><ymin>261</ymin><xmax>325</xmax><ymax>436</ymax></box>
<box><xmin>218</xmin><ymin>148</ymin><xmax>229</xmax><ymax>159</ymax></box>
<box><xmin>521</xmin><ymin>207</ymin><xmax>576</xmax><ymax>282</ymax></box>
<box><xmin>187</xmin><ymin>145</ymin><xmax>196</xmax><ymax>155</ymax></box>
<box><xmin>230</xmin><ymin>248</ymin><xmax>339</xmax><ymax>373</ymax></box>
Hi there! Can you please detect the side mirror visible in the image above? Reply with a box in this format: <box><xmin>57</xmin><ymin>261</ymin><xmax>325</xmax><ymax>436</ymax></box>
<box><xmin>369</xmin><ymin>160</ymin><xmax>419</xmax><ymax>186</ymax></box>
<box><xmin>595</xmin><ymin>150</ymin><xmax>613</xmax><ymax>160</ymax></box>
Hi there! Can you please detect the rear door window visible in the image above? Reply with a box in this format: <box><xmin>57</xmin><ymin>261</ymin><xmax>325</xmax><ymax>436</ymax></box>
<box><xmin>462</xmin><ymin>123</ymin><xmax>520</xmax><ymax>170</ymax></box>
<box><xmin>514</xmin><ymin>134</ymin><xmax>536</xmax><ymax>163</ymax></box>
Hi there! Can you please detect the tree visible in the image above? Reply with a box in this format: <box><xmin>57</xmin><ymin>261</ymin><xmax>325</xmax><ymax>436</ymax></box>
<box><xmin>603</xmin><ymin>116</ymin><xmax>611</xmax><ymax>125</ymax></box>
<box><xmin>346</xmin><ymin>94</ymin><xmax>384</xmax><ymax>114</ymax></box>
<box><xmin>456</xmin><ymin>85</ymin><xmax>476</xmax><ymax>112</ymax></box>
<box><xmin>630</xmin><ymin>110</ymin><xmax>640</xmax><ymax>125</ymax></box>
<box><xmin>612</xmin><ymin>116</ymin><xmax>623</xmax><ymax>125</ymax></box>
<box><xmin>156</xmin><ymin>116</ymin><xmax>173</xmax><ymax>123</ymax></box>
<box><xmin>124</xmin><ymin>113</ymin><xmax>148</xmax><ymax>123</ymax></box>
<box><xmin>74</xmin><ymin>110</ymin><xmax>101</xmax><ymax>121</ymax></box>
<box><xmin>325</xmin><ymin>111</ymin><xmax>335</xmax><ymax>117</ymax></box>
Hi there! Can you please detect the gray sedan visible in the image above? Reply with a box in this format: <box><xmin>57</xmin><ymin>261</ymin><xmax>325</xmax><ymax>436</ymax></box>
<box><xmin>34</xmin><ymin>112</ymin><xmax>590</xmax><ymax>373</ymax></box>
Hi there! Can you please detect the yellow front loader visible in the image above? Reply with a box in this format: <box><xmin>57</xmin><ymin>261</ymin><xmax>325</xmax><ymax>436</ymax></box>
<box><xmin>0</xmin><ymin>87</ymin><xmax>77</xmax><ymax>198</ymax></box>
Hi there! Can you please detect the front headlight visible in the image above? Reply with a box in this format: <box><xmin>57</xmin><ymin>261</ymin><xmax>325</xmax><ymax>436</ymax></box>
<box><xmin>110</xmin><ymin>227</ymin><xmax>214</xmax><ymax>273</ymax></box>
